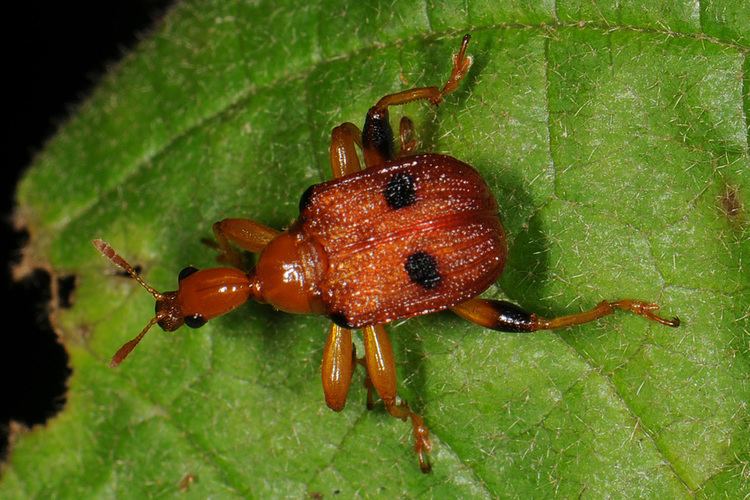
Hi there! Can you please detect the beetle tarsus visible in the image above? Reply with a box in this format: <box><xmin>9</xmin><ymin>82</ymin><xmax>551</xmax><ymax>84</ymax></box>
<box><xmin>437</xmin><ymin>33</ymin><xmax>473</xmax><ymax>103</ymax></box>
<box><xmin>607</xmin><ymin>300</ymin><xmax>681</xmax><ymax>328</ymax></box>
<box><xmin>412</xmin><ymin>413</ymin><xmax>432</xmax><ymax>473</ymax></box>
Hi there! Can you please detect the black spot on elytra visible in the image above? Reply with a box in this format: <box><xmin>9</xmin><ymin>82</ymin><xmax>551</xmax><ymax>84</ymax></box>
<box><xmin>384</xmin><ymin>172</ymin><xmax>416</xmax><ymax>209</ymax></box>
<box><xmin>405</xmin><ymin>251</ymin><xmax>441</xmax><ymax>289</ymax></box>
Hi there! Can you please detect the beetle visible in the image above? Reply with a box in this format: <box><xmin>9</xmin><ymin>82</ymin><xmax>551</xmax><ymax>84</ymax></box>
<box><xmin>93</xmin><ymin>35</ymin><xmax>679</xmax><ymax>473</ymax></box>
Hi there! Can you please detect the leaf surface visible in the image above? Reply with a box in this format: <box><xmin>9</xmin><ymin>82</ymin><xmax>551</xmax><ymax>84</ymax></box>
<box><xmin>4</xmin><ymin>1</ymin><xmax>749</xmax><ymax>497</ymax></box>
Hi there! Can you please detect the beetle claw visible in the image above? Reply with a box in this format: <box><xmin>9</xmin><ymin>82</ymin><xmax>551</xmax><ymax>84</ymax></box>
<box><xmin>413</xmin><ymin>419</ymin><xmax>432</xmax><ymax>473</ymax></box>
<box><xmin>621</xmin><ymin>301</ymin><xmax>681</xmax><ymax>327</ymax></box>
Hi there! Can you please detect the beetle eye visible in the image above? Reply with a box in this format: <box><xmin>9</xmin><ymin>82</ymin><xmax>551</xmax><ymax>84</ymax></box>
<box><xmin>178</xmin><ymin>266</ymin><xmax>199</xmax><ymax>281</ymax></box>
<box><xmin>184</xmin><ymin>314</ymin><xmax>207</xmax><ymax>329</ymax></box>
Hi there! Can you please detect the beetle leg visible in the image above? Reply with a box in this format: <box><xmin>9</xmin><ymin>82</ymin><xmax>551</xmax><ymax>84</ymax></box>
<box><xmin>361</xmin><ymin>34</ymin><xmax>472</xmax><ymax>167</ymax></box>
<box><xmin>374</xmin><ymin>34</ymin><xmax>472</xmax><ymax>109</ymax></box>
<box><xmin>321</xmin><ymin>324</ymin><xmax>355</xmax><ymax>411</ymax></box>
<box><xmin>330</xmin><ymin>122</ymin><xmax>364</xmax><ymax>178</ymax></box>
<box><xmin>363</xmin><ymin>324</ymin><xmax>432</xmax><ymax>473</ymax></box>
<box><xmin>398</xmin><ymin>116</ymin><xmax>418</xmax><ymax>156</ymax></box>
<box><xmin>451</xmin><ymin>298</ymin><xmax>681</xmax><ymax>332</ymax></box>
<box><xmin>209</xmin><ymin>218</ymin><xmax>280</xmax><ymax>269</ymax></box>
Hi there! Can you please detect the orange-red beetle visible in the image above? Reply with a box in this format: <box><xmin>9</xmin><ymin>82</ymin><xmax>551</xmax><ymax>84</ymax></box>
<box><xmin>94</xmin><ymin>35</ymin><xmax>679</xmax><ymax>472</ymax></box>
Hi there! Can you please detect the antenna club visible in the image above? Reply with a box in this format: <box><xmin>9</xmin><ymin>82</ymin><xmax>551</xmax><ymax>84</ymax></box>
<box><xmin>92</xmin><ymin>238</ymin><xmax>164</xmax><ymax>300</ymax></box>
<box><xmin>92</xmin><ymin>238</ymin><xmax>114</xmax><ymax>258</ymax></box>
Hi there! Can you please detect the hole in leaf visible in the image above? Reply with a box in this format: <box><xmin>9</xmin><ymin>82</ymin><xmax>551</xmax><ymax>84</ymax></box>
<box><xmin>57</xmin><ymin>275</ymin><xmax>76</xmax><ymax>309</ymax></box>
<box><xmin>0</xmin><ymin>267</ymin><xmax>71</xmax><ymax>461</ymax></box>
<box><xmin>2</xmin><ymin>0</ymin><xmax>175</xmax><ymax>463</ymax></box>
<box><xmin>115</xmin><ymin>265</ymin><xmax>142</xmax><ymax>278</ymax></box>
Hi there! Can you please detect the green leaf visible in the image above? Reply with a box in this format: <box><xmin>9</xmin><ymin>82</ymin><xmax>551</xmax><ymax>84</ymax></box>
<box><xmin>5</xmin><ymin>0</ymin><xmax>749</xmax><ymax>497</ymax></box>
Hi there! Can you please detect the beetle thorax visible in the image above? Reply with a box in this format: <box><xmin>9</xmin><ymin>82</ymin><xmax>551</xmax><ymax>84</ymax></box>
<box><xmin>255</xmin><ymin>226</ymin><xmax>326</xmax><ymax>314</ymax></box>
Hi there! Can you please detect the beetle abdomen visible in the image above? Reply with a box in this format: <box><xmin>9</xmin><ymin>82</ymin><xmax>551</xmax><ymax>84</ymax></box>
<box><xmin>300</xmin><ymin>154</ymin><xmax>506</xmax><ymax>328</ymax></box>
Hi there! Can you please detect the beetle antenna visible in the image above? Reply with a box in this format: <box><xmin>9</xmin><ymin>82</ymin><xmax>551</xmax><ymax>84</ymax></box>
<box><xmin>109</xmin><ymin>315</ymin><xmax>162</xmax><ymax>367</ymax></box>
<box><xmin>92</xmin><ymin>239</ymin><xmax>171</xmax><ymax>367</ymax></box>
<box><xmin>92</xmin><ymin>239</ymin><xmax>164</xmax><ymax>300</ymax></box>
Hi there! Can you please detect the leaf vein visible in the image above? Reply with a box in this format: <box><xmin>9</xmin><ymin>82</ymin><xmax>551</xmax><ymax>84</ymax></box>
<box><xmin>116</xmin><ymin>379</ymin><xmax>252</xmax><ymax>496</ymax></box>
<box><xmin>47</xmin><ymin>24</ymin><xmax>748</xmax><ymax>237</ymax></box>
<box><xmin>553</xmin><ymin>332</ymin><xmax>694</xmax><ymax>494</ymax></box>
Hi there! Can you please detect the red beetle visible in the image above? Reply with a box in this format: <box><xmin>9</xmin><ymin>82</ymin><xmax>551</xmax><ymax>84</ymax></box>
<box><xmin>94</xmin><ymin>35</ymin><xmax>678</xmax><ymax>472</ymax></box>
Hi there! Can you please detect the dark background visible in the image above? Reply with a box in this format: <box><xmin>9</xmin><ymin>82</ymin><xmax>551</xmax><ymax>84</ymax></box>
<box><xmin>1</xmin><ymin>1</ymin><xmax>173</xmax><ymax>459</ymax></box>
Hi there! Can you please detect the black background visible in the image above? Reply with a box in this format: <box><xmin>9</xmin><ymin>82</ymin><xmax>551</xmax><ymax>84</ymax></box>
<box><xmin>1</xmin><ymin>1</ymin><xmax>173</xmax><ymax>459</ymax></box>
